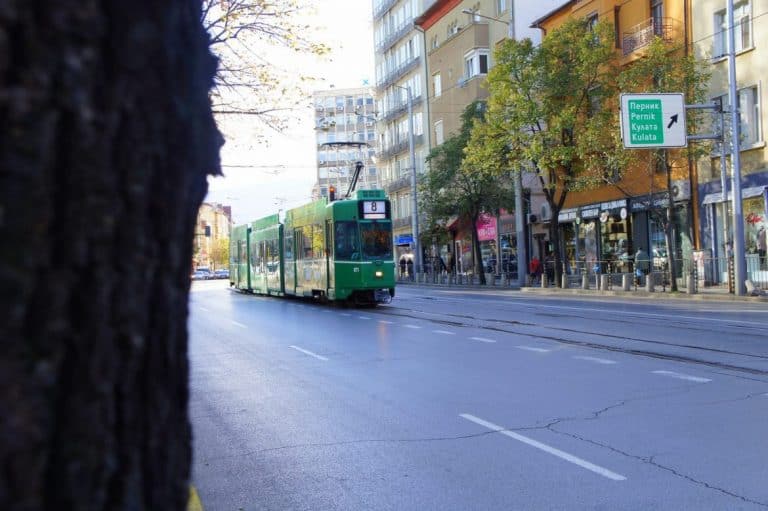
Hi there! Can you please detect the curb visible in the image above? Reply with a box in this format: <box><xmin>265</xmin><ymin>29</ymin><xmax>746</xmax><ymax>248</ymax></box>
<box><xmin>188</xmin><ymin>486</ymin><xmax>204</xmax><ymax>511</ymax></box>
<box><xmin>396</xmin><ymin>280</ymin><xmax>768</xmax><ymax>303</ymax></box>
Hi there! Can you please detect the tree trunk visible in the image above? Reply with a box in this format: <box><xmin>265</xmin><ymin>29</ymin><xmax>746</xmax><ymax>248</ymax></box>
<box><xmin>0</xmin><ymin>2</ymin><xmax>220</xmax><ymax>510</ymax></box>
<box><xmin>471</xmin><ymin>214</ymin><xmax>486</xmax><ymax>285</ymax></box>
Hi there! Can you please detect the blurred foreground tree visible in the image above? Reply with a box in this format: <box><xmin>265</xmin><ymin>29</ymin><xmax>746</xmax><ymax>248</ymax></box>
<box><xmin>0</xmin><ymin>2</ymin><xmax>220</xmax><ymax>509</ymax></box>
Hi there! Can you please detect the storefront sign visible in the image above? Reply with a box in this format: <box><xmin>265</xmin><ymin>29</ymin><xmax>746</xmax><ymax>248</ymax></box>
<box><xmin>580</xmin><ymin>207</ymin><xmax>600</xmax><ymax>219</ymax></box>
<box><xmin>395</xmin><ymin>234</ymin><xmax>413</xmax><ymax>246</ymax></box>
<box><xmin>558</xmin><ymin>208</ymin><xmax>578</xmax><ymax>222</ymax></box>
<box><xmin>631</xmin><ymin>193</ymin><xmax>669</xmax><ymax>211</ymax></box>
<box><xmin>476</xmin><ymin>214</ymin><xmax>497</xmax><ymax>242</ymax></box>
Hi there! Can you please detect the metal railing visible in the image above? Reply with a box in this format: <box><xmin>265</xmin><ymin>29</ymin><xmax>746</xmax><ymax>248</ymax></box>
<box><xmin>622</xmin><ymin>17</ymin><xmax>680</xmax><ymax>56</ymax></box>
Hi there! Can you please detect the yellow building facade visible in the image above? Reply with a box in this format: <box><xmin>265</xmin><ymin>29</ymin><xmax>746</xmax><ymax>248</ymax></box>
<box><xmin>693</xmin><ymin>0</ymin><xmax>768</xmax><ymax>277</ymax></box>
<box><xmin>194</xmin><ymin>202</ymin><xmax>232</xmax><ymax>270</ymax></box>
<box><xmin>532</xmin><ymin>0</ymin><xmax>697</xmax><ymax>273</ymax></box>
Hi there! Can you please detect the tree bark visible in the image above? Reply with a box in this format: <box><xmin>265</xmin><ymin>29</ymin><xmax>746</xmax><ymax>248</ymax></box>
<box><xmin>0</xmin><ymin>2</ymin><xmax>220</xmax><ymax>510</ymax></box>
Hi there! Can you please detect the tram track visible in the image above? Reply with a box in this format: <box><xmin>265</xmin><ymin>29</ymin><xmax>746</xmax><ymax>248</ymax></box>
<box><xmin>374</xmin><ymin>304</ymin><xmax>768</xmax><ymax>378</ymax></box>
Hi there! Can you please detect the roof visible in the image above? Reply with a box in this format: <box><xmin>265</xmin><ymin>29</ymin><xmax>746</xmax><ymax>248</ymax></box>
<box><xmin>414</xmin><ymin>0</ymin><xmax>462</xmax><ymax>31</ymax></box>
<box><xmin>529</xmin><ymin>0</ymin><xmax>575</xmax><ymax>29</ymax></box>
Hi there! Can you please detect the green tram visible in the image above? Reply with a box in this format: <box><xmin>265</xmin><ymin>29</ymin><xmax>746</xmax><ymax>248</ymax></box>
<box><xmin>229</xmin><ymin>189</ymin><xmax>396</xmax><ymax>305</ymax></box>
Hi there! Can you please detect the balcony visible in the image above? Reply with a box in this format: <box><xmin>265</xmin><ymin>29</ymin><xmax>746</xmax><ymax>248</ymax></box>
<box><xmin>622</xmin><ymin>17</ymin><xmax>681</xmax><ymax>57</ymax></box>
<box><xmin>379</xmin><ymin>134</ymin><xmax>424</xmax><ymax>160</ymax></box>
<box><xmin>376</xmin><ymin>20</ymin><xmax>413</xmax><ymax>54</ymax></box>
<box><xmin>373</xmin><ymin>0</ymin><xmax>397</xmax><ymax>21</ymax></box>
<box><xmin>381</xmin><ymin>94</ymin><xmax>423</xmax><ymax>124</ymax></box>
<box><xmin>376</xmin><ymin>56</ymin><xmax>421</xmax><ymax>91</ymax></box>
<box><xmin>385</xmin><ymin>175</ymin><xmax>412</xmax><ymax>194</ymax></box>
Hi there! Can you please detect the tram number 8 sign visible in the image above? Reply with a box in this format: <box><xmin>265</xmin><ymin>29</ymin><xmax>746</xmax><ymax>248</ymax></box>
<box><xmin>362</xmin><ymin>200</ymin><xmax>387</xmax><ymax>219</ymax></box>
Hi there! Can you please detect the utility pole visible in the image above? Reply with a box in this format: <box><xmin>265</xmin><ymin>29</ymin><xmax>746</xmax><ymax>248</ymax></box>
<box><xmin>400</xmin><ymin>84</ymin><xmax>421</xmax><ymax>275</ymax></box>
<box><xmin>727</xmin><ymin>0</ymin><xmax>746</xmax><ymax>295</ymax></box>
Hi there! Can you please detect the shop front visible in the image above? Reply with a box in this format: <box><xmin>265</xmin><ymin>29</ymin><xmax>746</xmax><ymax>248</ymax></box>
<box><xmin>700</xmin><ymin>172</ymin><xmax>768</xmax><ymax>282</ymax></box>
<box><xmin>558</xmin><ymin>199</ymin><xmax>628</xmax><ymax>274</ymax></box>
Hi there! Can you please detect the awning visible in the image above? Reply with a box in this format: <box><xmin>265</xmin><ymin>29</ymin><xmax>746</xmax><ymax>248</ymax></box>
<box><xmin>701</xmin><ymin>186</ymin><xmax>766</xmax><ymax>205</ymax></box>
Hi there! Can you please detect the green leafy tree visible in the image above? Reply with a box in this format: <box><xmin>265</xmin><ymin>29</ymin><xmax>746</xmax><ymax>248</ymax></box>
<box><xmin>617</xmin><ymin>39</ymin><xmax>710</xmax><ymax>291</ymax></box>
<box><xmin>421</xmin><ymin>102</ymin><xmax>514</xmax><ymax>284</ymax></box>
<box><xmin>211</xmin><ymin>237</ymin><xmax>231</xmax><ymax>270</ymax></box>
<box><xmin>471</xmin><ymin>19</ymin><xmax>629</xmax><ymax>286</ymax></box>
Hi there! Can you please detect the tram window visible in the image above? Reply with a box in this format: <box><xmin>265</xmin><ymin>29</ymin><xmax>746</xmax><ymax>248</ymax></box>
<box><xmin>312</xmin><ymin>223</ymin><xmax>324</xmax><ymax>259</ymax></box>
<box><xmin>334</xmin><ymin>221</ymin><xmax>359</xmax><ymax>261</ymax></box>
<box><xmin>302</xmin><ymin>226</ymin><xmax>312</xmax><ymax>259</ymax></box>
<box><xmin>360</xmin><ymin>222</ymin><xmax>393</xmax><ymax>260</ymax></box>
<box><xmin>284</xmin><ymin>233</ymin><xmax>293</xmax><ymax>260</ymax></box>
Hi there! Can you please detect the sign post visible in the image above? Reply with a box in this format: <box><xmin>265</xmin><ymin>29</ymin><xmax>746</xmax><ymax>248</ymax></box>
<box><xmin>620</xmin><ymin>93</ymin><xmax>687</xmax><ymax>149</ymax></box>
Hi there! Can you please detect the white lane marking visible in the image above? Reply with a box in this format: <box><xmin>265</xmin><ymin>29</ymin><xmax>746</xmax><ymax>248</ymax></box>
<box><xmin>403</xmin><ymin>324</ymin><xmax>422</xmax><ymax>329</ymax></box>
<box><xmin>378</xmin><ymin>320</ymin><xmax>394</xmax><ymax>324</ymax></box>
<box><xmin>470</xmin><ymin>336</ymin><xmax>497</xmax><ymax>343</ymax></box>
<box><xmin>199</xmin><ymin>307</ymin><xmax>210</xmax><ymax>312</ymax></box>
<box><xmin>573</xmin><ymin>355</ymin><xmax>617</xmax><ymax>365</ymax></box>
<box><xmin>432</xmin><ymin>330</ymin><xmax>456</xmax><ymax>335</ymax></box>
<box><xmin>231</xmin><ymin>321</ymin><xmax>247</xmax><ymax>329</ymax></box>
<box><xmin>515</xmin><ymin>346</ymin><xmax>551</xmax><ymax>353</ymax></box>
<box><xmin>357</xmin><ymin>316</ymin><xmax>372</xmax><ymax>320</ymax></box>
<box><xmin>289</xmin><ymin>345</ymin><xmax>329</xmax><ymax>361</ymax></box>
<box><xmin>652</xmin><ymin>370</ymin><xmax>711</xmax><ymax>383</ymax></box>
<box><xmin>460</xmin><ymin>414</ymin><xmax>626</xmax><ymax>481</ymax></box>
<box><xmin>340</xmin><ymin>313</ymin><xmax>352</xmax><ymax>317</ymax></box>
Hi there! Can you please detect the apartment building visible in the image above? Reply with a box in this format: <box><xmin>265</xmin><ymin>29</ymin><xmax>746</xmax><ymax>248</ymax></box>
<box><xmin>372</xmin><ymin>0</ymin><xmax>433</xmax><ymax>261</ymax></box>
<box><xmin>532</xmin><ymin>0</ymin><xmax>696</xmax><ymax>274</ymax></box>
<box><xmin>194</xmin><ymin>202</ymin><xmax>232</xmax><ymax>270</ymax></box>
<box><xmin>693</xmin><ymin>0</ymin><xmax>768</xmax><ymax>275</ymax></box>
<box><xmin>311</xmin><ymin>87</ymin><xmax>378</xmax><ymax>201</ymax></box>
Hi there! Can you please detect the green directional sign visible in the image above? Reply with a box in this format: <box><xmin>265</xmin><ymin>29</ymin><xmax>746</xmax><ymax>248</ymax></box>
<box><xmin>627</xmin><ymin>99</ymin><xmax>664</xmax><ymax>145</ymax></box>
<box><xmin>620</xmin><ymin>93</ymin><xmax>687</xmax><ymax>149</ymax></box>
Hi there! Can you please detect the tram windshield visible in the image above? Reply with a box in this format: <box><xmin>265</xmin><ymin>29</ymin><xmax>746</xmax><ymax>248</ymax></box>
<box><xmin>360</xmin><ymin>222</ymin><xmax>392</xmax><ymax>261</ymax></box>
<box><xmin>334</xmin><ymin>221</ymin><xmax>360</xmax><ymax>261</ymax></box>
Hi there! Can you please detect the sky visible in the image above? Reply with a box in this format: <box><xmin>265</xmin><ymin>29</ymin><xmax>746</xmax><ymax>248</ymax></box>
<box><xmin>205</xmin><ymin>1</ymin><xmax>375</xmax><ymax>225</ymax></box>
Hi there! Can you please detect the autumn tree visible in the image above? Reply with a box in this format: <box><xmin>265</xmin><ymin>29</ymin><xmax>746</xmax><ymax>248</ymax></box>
<box><xmin>617</xmin><ymin>38</ymin><xmax>710</xmax><ymax>291</ymax></box>
<box><xmin>202</xmin><ymin>0</ymin><xmax>330</xmax><ymax>136</ymax></box>
<box><xmin>1</xmin><ymin>2</ymin><xmax>220</xmax><ymax>509</ymax></box>
<box><xmin>471</xmin><ymin>19</ymin><xmax>629</xmax><ymax>287</ymax></box>
<box><xmin>211</xmin><ymin>238</ymin><xmax>231</xmax><ymax>270</ymax></box>
<box><xmin>421</xmin><ymin>102</ymin><xmax>515</xmax><ymax>285</ymax></box>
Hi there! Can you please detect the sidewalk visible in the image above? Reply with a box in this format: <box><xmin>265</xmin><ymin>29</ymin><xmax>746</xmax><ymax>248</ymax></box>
<box><xmin>396</xmin><ymin>275</ymin><xmax>768</xmax><ymax>303</ymax></box>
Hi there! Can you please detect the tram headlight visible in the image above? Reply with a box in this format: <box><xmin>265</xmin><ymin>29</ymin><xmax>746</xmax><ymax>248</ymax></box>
<box><xmin>375</xmin><ymin>270</ymin><xmax>383</xmax><ymax>278</ymax></box>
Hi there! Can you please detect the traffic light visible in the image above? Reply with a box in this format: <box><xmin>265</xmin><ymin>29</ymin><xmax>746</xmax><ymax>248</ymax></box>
<box><xmin>329</xmin><ymin>186</ymin><xmax>336</xmax><ymax>202</ymax></box>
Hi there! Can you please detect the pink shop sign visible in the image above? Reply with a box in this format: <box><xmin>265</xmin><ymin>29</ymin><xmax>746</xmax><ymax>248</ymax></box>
<box><xmin>476</xmin><ymin>214</ymin><xmax>497</xmax><ymax>242</ymax></box>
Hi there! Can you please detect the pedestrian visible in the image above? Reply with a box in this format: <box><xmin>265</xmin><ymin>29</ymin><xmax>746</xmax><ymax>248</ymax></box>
<box><xmin>399</xmin><ymin>256</ymin><xmax>406</xmax><ymax>278</ymax></box>
<box><xmin>406</xmin><ymin>257</ymin><xmax>414</xmax><ymax>280</ymax></box>
<box><xmin>529</xmin><ymin>256</ymin><xmax>542</xmax><ymax>284</ymax></box>
<box><xmin>758</xmin><ymin>226</ymin><xmax>767</xmax><ymax>269</ymax></box>
<box><xmin>634</xmin><ymin>247</ymin><xmax>650</xmax><ymax>284</ymax></box>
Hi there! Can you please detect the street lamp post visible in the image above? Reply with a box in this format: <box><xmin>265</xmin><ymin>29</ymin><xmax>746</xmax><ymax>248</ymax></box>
<box><xmin>394</xmin><ymin>83</ymin><xmax>421</xmax><ymax>275</ymax></box>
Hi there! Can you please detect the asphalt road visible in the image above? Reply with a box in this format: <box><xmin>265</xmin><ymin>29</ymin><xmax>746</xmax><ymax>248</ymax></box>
<box><xmin>188</xmin><ymin>280</ymin><xmax>768</xmax><ymax>510</ymax></box>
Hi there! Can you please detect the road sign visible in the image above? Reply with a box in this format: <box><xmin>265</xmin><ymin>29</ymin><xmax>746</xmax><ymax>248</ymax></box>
<box><xmin>620</xmin><ymin>93</ymin><xmax>687</xmax><ymax>148</ymax></box>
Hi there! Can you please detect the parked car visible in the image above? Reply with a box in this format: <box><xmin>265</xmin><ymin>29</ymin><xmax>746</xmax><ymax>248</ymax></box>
<box><xmin>213</xmin><ymin>269</ymin><xmax>229</xmax><ymax>279</ymax></box>
<box><xmin>191</xmin><ymin>270</ymin><xmax>210</xmax><ymax>280</ymax></box>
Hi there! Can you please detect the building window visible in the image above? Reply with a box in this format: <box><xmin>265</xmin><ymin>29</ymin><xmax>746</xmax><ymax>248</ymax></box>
<box><xmin>464</xmin><ymin>49</ymin><xmax>489</xmax><ymax>79</ymax></box>
<box><xmin>717</xmin><ymin>86</ymin><xmax>762</xmax><ymax>147</ymax></box>
<box><xmin>650</xmin><ymin>0</ymin><xmax>663</xmax><ymax>36</ymax></box>
<box><xmin>434</xmin><ymin>120</ymin><xmax>444</xmax><ymax>145</ymax></box>
<box><xmin>714</xmin><ymin>1</ymin><xmax>752</xmax><ymax>58</ymax></box>
<box><xmin>433</xmin><ymin>72</ymin><xmax>442</xmax><ymax>97</ymax></box>
<box><xmin>496</xmin><ymin>0</ymin><xmax>507</xmax><ymax>15</ymax></box>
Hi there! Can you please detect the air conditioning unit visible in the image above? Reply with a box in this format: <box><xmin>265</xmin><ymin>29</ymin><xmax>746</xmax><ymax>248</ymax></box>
<box><xmin>527</xmin><ymin>213</ymin><xmax>538</xmax><ymax>224</ymax></box>
<box><xmin>671</xmin><ymin>179</ymin><xmax>691</xmax><ymax>201</ymax></box>
<box><xmin>365</xmin><ymin>121</ymin><xmax>374</xmax><ymax>127</ymax></box>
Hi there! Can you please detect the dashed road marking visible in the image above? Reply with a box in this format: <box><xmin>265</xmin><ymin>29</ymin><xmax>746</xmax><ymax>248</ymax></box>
<box><xmin>470</xmin><ymin>336</ymin><xmax>497</xmax><ymax>343</ymax></box>
<box><xmin>340</xmin><ymin>313</ymin><xmax>352</xmax><ymax>317</ymax></box>
<box><xmin>515</xmin><ymin>346</ymin><xmax>551</xmax><ymax>353</ymax></box>
<box><xmin>573</xmin><ymin>355</ymin><xmax>617</xmax><ymax>365</ymax></box>
<box><xmin>460</xmin><ymin>414</ymin><xmax>627</xmax><ymax>481</ymax></box>
<box><xmin>432</xmin><ymin>330</ymin><xmax>456</xmax><ymax>335</ymax></box>
<box><xmin>198</xmin><ymin>307</ymin><xmax>210</xmax><ymax>312</ymax></box>
<box><xmin>652</xmin><ymin>370</ymin><xmax>711</xmax><ymax>383</ymax></box>
<box><xmin>378</xmin><ymin>320</ymin><xmax>394</xmax><ymax>324</ymax></box>
<box><xmin>289</xmin><ymin>345</ymin><xmax>329</xmax><ymax>361</ymax></box>
<box><xmin>231</xmin><ymin>321</ymin><xmax>247</xmax><ymax>329</ymax></box>
<box><xmin>403</xmin><ymin>324</ymin><xmax>422</xmax><ymax>329</ymax></box>
<box><xmin>357</xmin><ymin>316</ymin><xmax>372</xmax><ymax>320</ymax></box>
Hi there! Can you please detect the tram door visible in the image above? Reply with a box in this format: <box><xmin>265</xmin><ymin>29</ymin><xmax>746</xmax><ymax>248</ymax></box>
<box><xmin>326</xmin><ymin>219</ymin><xmax>333</xmax><ymax>291</ymax></box>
